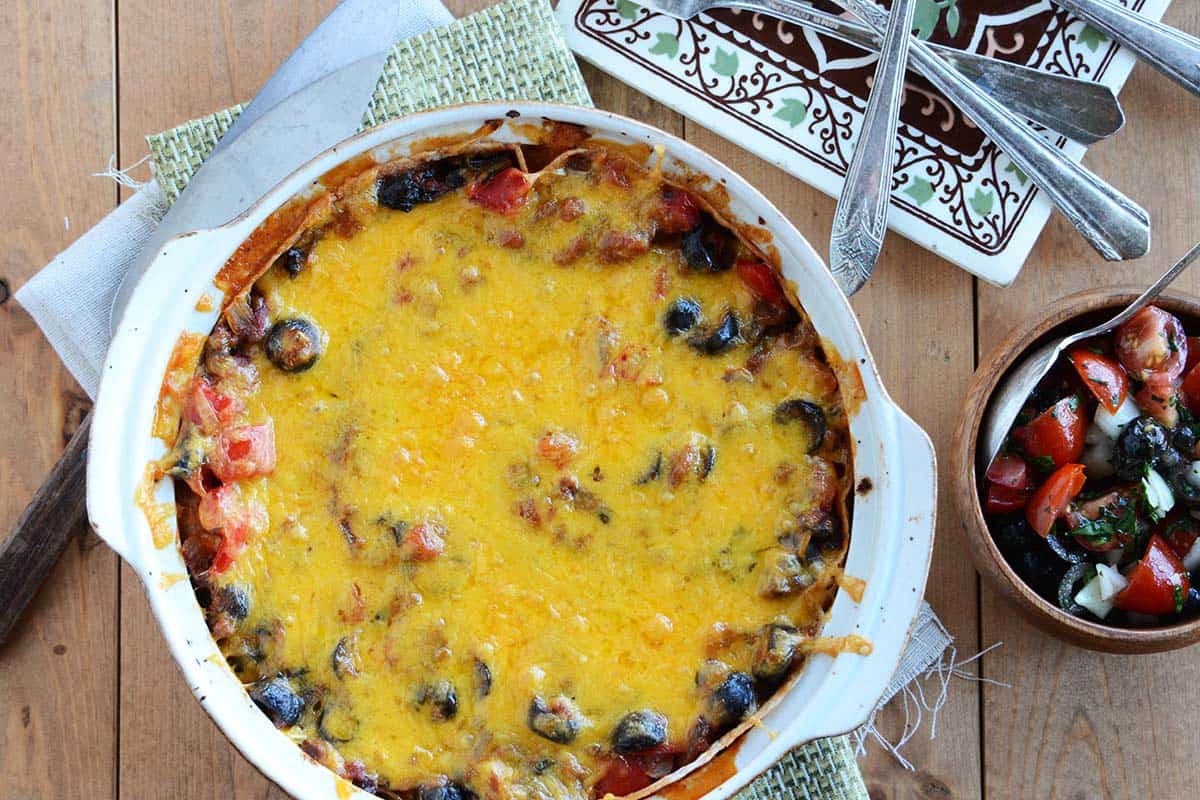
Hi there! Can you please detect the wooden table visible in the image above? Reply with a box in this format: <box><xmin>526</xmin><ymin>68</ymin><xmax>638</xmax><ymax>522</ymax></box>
<box><xmin>3</xmin><ymin>1</ymin><xmax>1199</xmax><ymax>797</ymax></box>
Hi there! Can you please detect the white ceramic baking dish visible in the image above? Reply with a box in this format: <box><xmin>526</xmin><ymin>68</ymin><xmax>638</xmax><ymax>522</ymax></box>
<box><xmin>86</xmin><ymin>102</ymin><xmax>936</xmax><ymax>799</ymax></box>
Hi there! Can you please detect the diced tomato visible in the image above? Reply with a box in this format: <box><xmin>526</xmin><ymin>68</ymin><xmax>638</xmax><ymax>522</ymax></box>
<box><xmin>1115</xmin><ymin>534</ymin><xmax>1191</xmax><ymax>615</ymax></box>
<box><xmin>652</xmin><ymin>186</ymin><xmax>701</xmax><ymax>234</ymax></box>
<box><xmin>400</xmin><ymin>522</ymin><xmax>445</xmax><ymax>562</ymax></box>
<box><xmin>736</xmin><ymin>258</ymin><xmax>786</xmax><ymax>305</ymax></box>
<box><xmin>606</xmin><ymin>344</ymin><xmax>647</xmax><ymax>382</ymax></box>
<box><xmin>1012</xmin><ymin>396</ymin><xmax>1086</xmax><ymax>468</ymax></box>
<box><xmin>211</xmin><ymin>524</ymin><xmax>250</xmax><ymax>574</ymax></box>
<box><xmin>340</xmin><ymin>583</ymin><xmax>367</xmax><ymax>624</ymax></box>
<box><xmin>984</xmin><ymin>483</ymin><xmax>1032</xmax><ymax>514</ymax></box>
<box><xmin>537</xmin><ymin>431</ymin><xmax>580</xmax><ymax>469</ymax></box>
<box><xmin>1180</xmin><ymin>362</ymin><xmax>1200</xmax><ymax>414</ymax></box>
<box><xmin>186</xmin><ymin>378</ymin><xmax>244</xmax><ymax>434</ymax></box>
<box><xmin>600</xmin><ymin>158</ymin><xmax>633</xmax><ymax>188</ymax></box>
<box><xmin>1186</xmin><ymin>337</ymin><xmax>1200</xmax><ymax>374</ymax></box>
<box><xmin>597</xmin><ymin>229</ymin><xmax>651</xmax><ymax>263</ymax></box>
<box><xmin>209</xmin><ymin>422</ymin><xmax>276</xmax><ymax>483</ymax></box>
<box><xmin>668</xmin><ymin>445</ymin><xmax>703</xmax><ymax>489</ymax></box>
<box><xmin>1135</xmin><ymin>373</ymin><xmax>1180</xmax><ymax>429</ymax></box>
<box><xmin>197</xmin><ymin>483</ymin><xmax>265</xmax><ymax>574</ymax></box>
<box><xmin>1115</xmin><ymin>306</ymin><xmax>1188</xmax><ymax>381</ymax></box>
<box><xmin>1157</xmin><ymin>511</ymin><xmax>1200</xmax><ymax>560</ymax></box>
<box><xmin>1067</xmin><ymin>348</ymin><xmax>1128</xmax><ymax>414</ymax></box>
<box><xmin>593</xmin><ymin>756</ymin><xmax>656</xmax><ymax>797</ymax></box>
<box><xmin>652</xmin><ymin>264</ymin><xmax>670</xmax><ymax>302</ymax></box>
<box><xmin>1064</xmin><ymin>488</ymin><xmax>1136</xmax><ymax>551</ymax></box>
<box><xmin>1026</xmin><ymin>463</ymin><xmax>1087</xmax><ymax>537</ymax></box>
<box><xmin>467</xmin><ymin>167</ymin><xmax>530</xmax><ymax>215</ymax></box>
<box><xmin>198</xmin><ymin>483</ymin><xmax>237</xmax><ymax>531</ymax></box>
<box><xmin>986</xmin><ymin>453</ymin><xmax>1030</xmax><ymax>490</ymax></box>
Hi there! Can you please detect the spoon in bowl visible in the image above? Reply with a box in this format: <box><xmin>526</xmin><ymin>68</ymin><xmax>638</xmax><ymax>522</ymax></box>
<box><xmin>980</xmin><ymin>239</ymin><xmax>1200</xmax><ymax>471</ymax></box>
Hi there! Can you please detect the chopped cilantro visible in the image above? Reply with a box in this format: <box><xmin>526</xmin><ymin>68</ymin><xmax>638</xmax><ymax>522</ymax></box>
<box><xmin>1071</xmin><ymin>502</ymin><xmax>1139</xmax><ymax>547</ymax></box>
<box><xmin>1030</xmin><ymin>455</ymin><xmax>1057</xmax><ymax>475</ymax></box>
<box><xmin>1176</xmin><ymin>584</ymin><xmax>1185</xmax><ymax>614</ymax></box>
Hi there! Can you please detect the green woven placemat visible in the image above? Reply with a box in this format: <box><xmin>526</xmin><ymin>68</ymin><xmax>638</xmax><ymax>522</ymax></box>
<box><xmin>140</xmin><ymin>1</ymin><xmax>869</xmax><ymax>796</ymax></box>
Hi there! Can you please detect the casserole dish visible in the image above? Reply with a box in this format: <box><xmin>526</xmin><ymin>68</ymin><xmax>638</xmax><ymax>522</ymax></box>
<box><xmin>86</xmin><ymin>102</ymin><xmax>936</xmax><ymax>799</ymax></box>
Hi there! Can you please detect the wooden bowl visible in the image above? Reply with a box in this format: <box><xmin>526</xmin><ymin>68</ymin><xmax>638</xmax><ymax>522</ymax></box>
<box><xmin>952</xmin><ymin>287</ymin><xmax>1200</xmax><ymax>654</ymax></box>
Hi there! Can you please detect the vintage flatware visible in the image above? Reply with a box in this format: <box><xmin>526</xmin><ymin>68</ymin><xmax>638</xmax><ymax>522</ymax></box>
<box><xmin>980</xmin><ymin>238</ymin><xmax>1200</xmax><ymax>470</ymax></box>
<box><xmin>635</xmin><ymin>0</ymin><xmax>1125</xmax><ymax>144</ymax></box>
<box><xmin>1057</xmin><ymin>0</ymin><xmax>1200</xmax><ymax>98</ymax></box>
<box><xmin>0</xmin><ymin>0</ymin><xmax>442</xmax><ymax>646</ymax></box>
<box><xmin>844</xmin><ymin>0</ymin><xmax>1147</xmax><ymax>261</ymax></box>
<box><xmin>828</xmin><ymin>0</ymin><xmax>918</xmax><ymax>294</ymax></box>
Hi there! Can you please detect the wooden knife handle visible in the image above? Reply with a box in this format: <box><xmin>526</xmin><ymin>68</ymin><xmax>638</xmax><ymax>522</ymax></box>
<box><xmin>0</xmin><ymin>411</ymin><xmax>91</xmax><ymax>646</ymax></box>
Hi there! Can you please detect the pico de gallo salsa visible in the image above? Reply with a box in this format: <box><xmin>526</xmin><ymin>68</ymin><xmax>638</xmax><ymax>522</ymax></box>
<box><xmin>984</xmin><ymin>305</ymin><xmax>1200</xmax><ymax>626</ymax></box>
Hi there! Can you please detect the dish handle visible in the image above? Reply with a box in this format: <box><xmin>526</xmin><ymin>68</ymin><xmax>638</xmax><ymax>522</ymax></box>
<box><xmin>87</xmin><ymin>225</ymin><xmax>245</xmax><ymax>570</ymax></box>
<box><xmin>785</xmin><ymin>407</ymin><xmax>937</xmax><ymax>744</ymax></box>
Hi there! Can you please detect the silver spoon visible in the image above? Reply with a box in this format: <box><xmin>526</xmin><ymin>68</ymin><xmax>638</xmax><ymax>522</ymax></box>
<box><xmin>1056</xmin><ymin>0</ymin><xmax>1200</xmax><ymax>98</ymax></box>
<box><xmin>829</xmin><ymin>0</ymin><xmax>919</xmax><ymax>295</ymax></box>
<box><xmin>980</xmin><ymin>239</ymin><xmax>1200</xmax><ymax>471</ymax></box>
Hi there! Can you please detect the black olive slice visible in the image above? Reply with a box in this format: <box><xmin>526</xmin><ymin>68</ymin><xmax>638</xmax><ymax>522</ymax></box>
<box><xmin>265</xmin><ymin>318</ymin><xmax>323</xmax><ymax>372</ymax></box>
<box><xmin>249</xmin><ymin>675</ymin><xmax>304</xmax><ymax>728</ymax></box>
<box><xmin>664</xmin><ymin>297</ymin><xmax>702</xmax><ymax>336</ymax></box>
<box><xmin>612</xmin><ymin>710</ymin><xmax>668</xmax><ymax>754</ymax></box>
<box><xmin>751</xmin><ymin>625</ymin><xmax>803</xmax><ymax>684</ymax></box>
<box><xmin>419</xmin><ymin>783</ymin><xmax>478</xmax><ymax>800</ymax></box>
<box><xmin>377</xmin><ymin>160</ymin><xmax>467</xmax><ymax>211</ymax></box>
<box><xmin>528</xmin><ymin>695</ymin><xmax>587</xmax><ymax>744</ymax></box>
<box><xmin>773</xmin><ymin>399</ymin><xmax>827</xmax><ymax>453</ymax></box>
<box><xmin>277</xmin><ymin>246</ymin><xmax>309</xmax><ymax>277</ymax></box>
<box><xmin>706</xmin><ymin>671</ymin><xmax>756</xmax><ymax>726</ymax></box>
<box><xmin>681</xmin><ymin>216</ymin><xmax>739</xmax><ymax>272</ymax></box>
<box><xmin>418</xmin><ymin>679</ymin><xmax>458</xmax><ymax>721</ymax></box>
<box><xmin>689</xmin><ymin>311</ymin><xmax>740</xmax><ymax>356</ymax></box>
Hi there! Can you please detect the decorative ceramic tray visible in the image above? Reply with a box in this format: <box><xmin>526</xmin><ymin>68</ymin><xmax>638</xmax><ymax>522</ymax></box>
<box><xmin>557</xmin><ymin>0</ymin><xmax>1173</xmax><ymax>285</ymax></box>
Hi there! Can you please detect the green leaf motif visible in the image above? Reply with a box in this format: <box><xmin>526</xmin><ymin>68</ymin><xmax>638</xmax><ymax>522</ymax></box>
<box><xmin>912</xmin><ymin>0</ymin><xmax>941</xmax><ymax>40</ymax></box>
<box><xmin>1005</xmin><ymin>162</ymin><xmax>1029</xmax><ymax>186</ymax></box>
<box><xmin>969</xmin><ymin>188</ymin><xmax>995</xmax><ymax>217</ymax></box>
<box><xmin>1079</xmin><ymin>24</ymin><xmax>1107</xmax><ymax>52</ymax></box>
<box><xmin>946</xmin><ymin>5</ymin><xmax>961</xmax><ymax>37</ymax></box>
<box><xmin>913</xmin><ymin>0</ymin><xmax>959</xmax><ymax>40</ymax></box>
<box><xmin>712</xmin><ymin>48</ymin><xmax>739</xmax><ymax>77</ymax></box>
<box><xmin>617</xmin><ymin>0</ymin><xmax>640</xmax><ymax>21</ymax></box>
<box><xmin>649</xmin><ymin>32</ymin><xmax>679</xmax><ymax>59</ymax></box>
<box><xmin>903</xmin><ymin>177</ymin><xmax>935</xmax><ymax>205</ymax></box>
<box><xmin>773</xmin><ymin>98</ymin><xmax>807</xmax><ymax>129</ymax></box>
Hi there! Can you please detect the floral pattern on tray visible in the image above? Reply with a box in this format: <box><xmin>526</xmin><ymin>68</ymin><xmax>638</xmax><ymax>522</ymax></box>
<box><xmin>557</xmin><ymin>0</ymin><xmax>1173</xmax><ymax>285</ymax></box>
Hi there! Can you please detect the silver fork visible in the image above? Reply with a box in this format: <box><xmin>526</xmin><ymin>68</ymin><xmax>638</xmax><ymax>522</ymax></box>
<box><xmin>641</xmin><ymin>0</ymin><xmax>1150</xmax><ymax>261</ymax></box>
<box><xmin>1057</xmin><ymin>0</ymin><xmax>1200</xmax><ymax>98</ymax></box>
<box><xmin>828</xmin><ymin>0</ymin><xmax>918</xmax><ymax>295</ymax></box>
<box><xmin>637</xmin><ymin>0</ymin><xmax>1125</xmax><ymax>144</ymax></box>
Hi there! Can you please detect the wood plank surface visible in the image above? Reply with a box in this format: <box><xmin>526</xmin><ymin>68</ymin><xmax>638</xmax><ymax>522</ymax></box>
<box><xmin>4</xmin><ymin>0</ymin><xmax>1200</xmax><ymax>798</ymax></box>
<box><xmin>0</xmin><ymin>1</ymin><xmax>119</xmax><ymax>798</ymax></box>
<box><xmin>113</xmin><ymin>2</ymin><xmax>340</xmax><ymax>796</ymax></box>
<box><xmin>975</xmin><ymin>5</ymin><xmax>1200</xmax><ymax>798</ymax></box>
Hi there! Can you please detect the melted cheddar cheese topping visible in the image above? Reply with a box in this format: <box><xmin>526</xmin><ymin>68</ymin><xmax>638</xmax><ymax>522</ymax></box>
<box><xmin>170</xmin><ymin>147</ymin><xmax>852</xmax><ymax>800</ymax></box>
